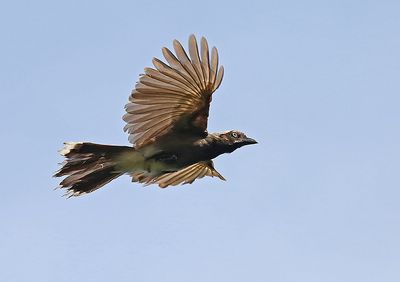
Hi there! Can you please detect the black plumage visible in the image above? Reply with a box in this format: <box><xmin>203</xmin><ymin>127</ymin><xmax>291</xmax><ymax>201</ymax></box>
<box><xmin>55</xmin><ymin>35</ymin><xmax>257</xmax><ymax>197</ymax></box>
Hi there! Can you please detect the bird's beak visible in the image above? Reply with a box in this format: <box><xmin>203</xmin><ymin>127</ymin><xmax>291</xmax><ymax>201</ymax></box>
<box><xmin>242</xmin><ymin>137</ymin><xmax>258</xmax><ymax>145</ymax></box>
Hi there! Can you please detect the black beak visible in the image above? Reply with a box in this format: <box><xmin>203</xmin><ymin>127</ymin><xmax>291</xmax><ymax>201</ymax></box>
<box><xmin>242</xmin><ymin>137</ymin><xmax>258</xmax><ymax>145</ymax></box>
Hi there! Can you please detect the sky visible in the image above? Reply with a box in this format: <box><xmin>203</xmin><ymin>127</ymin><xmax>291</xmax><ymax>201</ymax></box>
<box><xmin>1</xmin><ymin>0</ymin><xmax>399</xmax><ymax>281</ymax></box>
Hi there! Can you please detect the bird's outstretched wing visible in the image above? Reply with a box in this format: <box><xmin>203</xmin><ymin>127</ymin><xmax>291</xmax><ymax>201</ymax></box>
<box><xmin>131</xmin><ymin>160</ymin><xmax>225</xmax><ymax>188</ymax></box>
<box><xmin>123</xmin><ymin>35</ymin><xmax>224</xmax><ymax>148</ymax></box>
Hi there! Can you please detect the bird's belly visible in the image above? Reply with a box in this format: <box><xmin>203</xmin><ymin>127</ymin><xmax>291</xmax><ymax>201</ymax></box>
<box><xmin>116</xmin><ymin>149</ymin><xmax>181</xmax><ymax>174</ymax></box>
<box><xmin>145</xmin><ymin>148</ymin><xmax>208</xmax><ymax>172</ymax></box>
<box><xmin>126</xmin><ymin>138</ymin><xmax>212</xmax><ymax>174</ymax></box>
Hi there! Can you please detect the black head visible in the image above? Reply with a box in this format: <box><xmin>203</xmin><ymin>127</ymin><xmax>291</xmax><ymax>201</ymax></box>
<box><xmin>216</xmin><ymin>130</ymin><xmax>257</xmax><ymax>153</ymax></box>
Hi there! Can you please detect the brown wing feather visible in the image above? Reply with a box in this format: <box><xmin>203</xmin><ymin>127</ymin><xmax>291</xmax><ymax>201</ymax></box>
<box><xmin>123</xmin><ymin>35</ymin><xmax>224</xmax><ymax>148</ymax></box>
<box><xmin>131</xmin><ymin>160</ymin><xmax>225</xmax><ymax>188</ymax></box>
<box><xmin>188</xmin><ymin>35</ymin><xmax>206</xmax><ymax>89</ymax></box>
<box><xmin>200</xmin><ymin>37</ymin><xmax>211</xmax><ymax>89</ymax></box>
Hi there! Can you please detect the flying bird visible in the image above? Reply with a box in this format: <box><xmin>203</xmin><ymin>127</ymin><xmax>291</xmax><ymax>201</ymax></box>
<box><xmin>55</xmin><ymin>35</ymin><xmax>257</xmax><ymax>197</ymax></box>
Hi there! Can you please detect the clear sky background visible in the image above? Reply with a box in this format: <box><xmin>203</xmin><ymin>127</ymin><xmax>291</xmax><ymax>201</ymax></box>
<box><xmin>1</xmin><ymin>1</ymin><xmax>399</xmax><ymax>281</ymax></box>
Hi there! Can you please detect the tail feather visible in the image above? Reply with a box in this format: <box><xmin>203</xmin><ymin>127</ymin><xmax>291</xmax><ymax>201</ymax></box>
<box><xmin>55</xmin><ymin>142</ymin><xmax>132</xmax><ymax>197</ymax></box>
<box><xmin>55</xmin><ymin>154</ymin><xmax>96</xmax><ymax>177</ymax></box>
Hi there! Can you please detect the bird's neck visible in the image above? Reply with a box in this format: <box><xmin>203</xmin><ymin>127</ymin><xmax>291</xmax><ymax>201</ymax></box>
<box><xmin>196</xmin><ymin>133</ymin><xmax>234</xmax><ymax>159</ymax></box>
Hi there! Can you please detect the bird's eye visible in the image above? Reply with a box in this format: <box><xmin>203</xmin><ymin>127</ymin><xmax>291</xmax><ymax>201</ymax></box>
<box><xmin>231</xmin><ymin>132</ymin><xmax>238</xmax><ymax>138</ymax></box>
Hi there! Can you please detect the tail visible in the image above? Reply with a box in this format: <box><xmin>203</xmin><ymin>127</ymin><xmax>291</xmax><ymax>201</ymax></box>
<box><xmin>54</xmin><ymin>142</ymin><xmax>133</xmax><ymax>197</ymax></box>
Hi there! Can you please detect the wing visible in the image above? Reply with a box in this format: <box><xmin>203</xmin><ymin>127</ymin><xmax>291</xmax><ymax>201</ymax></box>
<box><xmin>123</xmin><ymin>35</ymin><xmax>224</xmax><ymax>148</ymax></box>
<box><xmin>131</xmin><ymin>160</ymin><xmax>225</xmax><ymax>188</ymax></box>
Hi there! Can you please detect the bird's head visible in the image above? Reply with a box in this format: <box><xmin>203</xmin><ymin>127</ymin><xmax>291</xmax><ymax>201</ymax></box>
<box><xmin>215</xmin><ymin>130</ymin><xmax>257</xmax><ymax>153</ymax></box>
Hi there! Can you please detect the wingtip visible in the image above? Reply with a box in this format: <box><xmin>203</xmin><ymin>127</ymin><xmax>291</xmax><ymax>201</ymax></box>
<box><xmin>173</xmin><ymin>39</ymin><xmax>182</xmax><ymax>48</ymax></box>
<box><xmin>212</xmin><ymin>170</ymin><xmax>226</xmax><ymax>181</ymax></box>
<box><xmin>188</xmin><ymin>34</ymin><xmax>197</xmax><ymax>48</ymax></box>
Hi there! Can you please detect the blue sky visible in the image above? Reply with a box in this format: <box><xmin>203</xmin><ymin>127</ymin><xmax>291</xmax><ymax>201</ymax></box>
<box><xmin>1</xmin><ymin>1</ymin><xmax>399</xmax><ymax>281</ymax></box>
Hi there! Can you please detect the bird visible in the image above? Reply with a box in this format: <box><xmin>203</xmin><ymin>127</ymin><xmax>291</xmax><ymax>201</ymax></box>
<box><xmin>55</xmin><ymin>35</ymin><xmax>257</xmax><ymax>197</ymax></box>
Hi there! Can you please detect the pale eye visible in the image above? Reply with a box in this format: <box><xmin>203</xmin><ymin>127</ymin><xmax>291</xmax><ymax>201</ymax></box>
<box><xmin>231</xmin><ymin>132</ymin><xmax>238</xmax><ymax>138</ymax></box>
